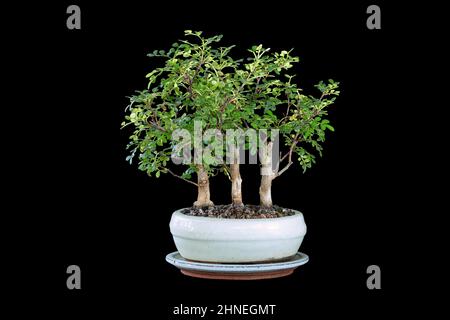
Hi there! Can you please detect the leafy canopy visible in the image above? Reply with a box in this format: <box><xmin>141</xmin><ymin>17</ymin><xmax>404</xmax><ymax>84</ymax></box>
<box><xmin>122</xmin><ymin>30</ymin><xmax>339</xmax><ymax>182</ymax></box>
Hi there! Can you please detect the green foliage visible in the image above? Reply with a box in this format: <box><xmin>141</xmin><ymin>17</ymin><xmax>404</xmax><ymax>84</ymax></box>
<box><xmin>234</xmin><ymin>44</ymin><xmax>339</xmax><ymax>173</ymax></box>
<box><xmin>122</xmin><ymin>30</ymin><xmax>339</xmax><ymax>183</ymax></box>
<box><xmin>123</xmin><ymin>30</ymin><xmax>245</xmax><ymax>180</ymax></box>
<box><xmin>280</xmin><ymin>79</ymin><xmax>339</xmax><ymax>172</ymax></box>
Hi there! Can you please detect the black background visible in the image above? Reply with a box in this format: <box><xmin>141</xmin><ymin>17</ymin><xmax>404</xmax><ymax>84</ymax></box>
<box><xmin>5</xmin><ymin>0</ymin><xmax>430</xmax><ymax>318</ymax></box>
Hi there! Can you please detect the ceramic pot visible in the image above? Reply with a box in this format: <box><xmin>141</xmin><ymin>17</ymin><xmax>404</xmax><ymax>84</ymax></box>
<box><xmin>169</xmin><ymin>208</ymin><xmax>307</xmax><ymax>263</ymax></box>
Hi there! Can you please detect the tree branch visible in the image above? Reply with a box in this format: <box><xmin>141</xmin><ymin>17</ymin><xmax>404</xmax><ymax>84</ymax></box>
<box><xmin>278</xmin><ymin>93</ymin><xmax>295</xmax><ymax>126</ymax></box>
<box><xmin>184</xmin><ymin>74</ymin><xmax>194</xmax><ymax>97</ymax></box>
<box><xmin>252</xmin><ymin>77</ymin><xmax>261</xmax><ymax>98</ymax></box>
<box><xmin>286</xmin><ymin>94</ymin><xmax>291</xmax><ymax>119</ymax></box>
<box><xmin>275</xmin><ymin>161</ymin><xmax>293</xmax><ymax>177</ymax></box>
<box><xmin>275</xmin><ymin>133</ymin><xmax>300</xmax><ymax>178</ymax></box>
<box><xmin>218</xmin><ymin>96</ymin><xmax>233</xmax><ymax>130</ymax></box>
<box><xmin>184</xmin><ymin>58</ymin><xmax>204</xmax><ymax>100</ymax></box>
<box><xmin>222</xmin><ymin>164</ymin><xmax>231</xmax><ymax>181</ymax></box>
<box><xmin>163</xmin><ymin>168</ymin><xmax>198</xmax><ymax>187</ymax></box>
<box><xmin>279</xmin><ymin>151</ymin><xmax>289</xmax><ymax>164</ymax></box>
<box><xmin>148</xmin><ymin>120</ymin><xmax>166</xmax><ymax>132</ymax></box>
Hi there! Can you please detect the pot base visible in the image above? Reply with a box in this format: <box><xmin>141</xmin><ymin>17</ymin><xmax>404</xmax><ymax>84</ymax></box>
<box><xmin>166</xmin><ymin>251</ymin><xmax>309</xmax><ymax>280</ymax></box>
<box><xmin>180</xmin><ymin>268</ymin><xmax>295</xmax><ymax>280</ymax></box>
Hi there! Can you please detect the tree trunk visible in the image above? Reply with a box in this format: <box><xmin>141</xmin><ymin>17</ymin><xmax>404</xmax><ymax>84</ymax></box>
<box><xmin>231</xmin><ymin>163</ymin><xmax>243</xmax><ymax>206</ymax></box>
<box><xmin>259</xmin><ymin>174</ymin><xmax>273</xmax><ymax>208</ymax></box>
<box><xmin>194</xmin><ymin>165</ymin><xmax>214</xmax><ymax>208</ymax></box>
<box><xmin>259</xmin><ymin>141</ymin><xmax>275</xmax><ymax>208</ymax></box>
<box><xmin>230</xmin><ymin>147</ymin><xmax>243</xmax><ymax>206</ymax></box>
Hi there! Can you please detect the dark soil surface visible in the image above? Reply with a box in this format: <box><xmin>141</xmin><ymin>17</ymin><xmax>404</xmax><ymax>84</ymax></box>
<box><xmin>181</xmin><ymin>204</ymin><xmax>296</xmax><ymax>219</ymax></box>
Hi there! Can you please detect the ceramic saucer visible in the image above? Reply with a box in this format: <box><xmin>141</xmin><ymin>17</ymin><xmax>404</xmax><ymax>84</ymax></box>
<box><xmin>166</xmin><ymin>251</ymin><xmax>309</xmax><ymax>280</ymax></box>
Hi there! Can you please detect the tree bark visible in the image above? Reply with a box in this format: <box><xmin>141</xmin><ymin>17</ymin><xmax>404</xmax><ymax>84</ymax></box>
<box><xmin>259</xmin><ymin>141</ymin><xmax>275</xmax><ymax>208</ymax></box>
<box><xmin>231</xmin><ymin>163</ymin><xmax>243</xmax><ymax>206</ymax></box>
<box><xmin>230</xmin><ymin>147</ymin><xmax>243</xmax><ymax>206</ymax></box>
<box><xmin>193</xmin><ymin>165</ymin><xmax>214</xmax><ymax>208</ymax></box>
<box><xmin>259</xmin><ymin>174</ymin><xmax>274</xmax><ymax>208</ymax></box>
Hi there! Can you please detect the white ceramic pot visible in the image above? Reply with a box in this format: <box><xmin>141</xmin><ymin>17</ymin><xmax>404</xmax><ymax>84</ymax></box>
<box><xmin>169</xmin><ymin>209</ymin><xmax>307</xmax><ymax>263</ymax></box>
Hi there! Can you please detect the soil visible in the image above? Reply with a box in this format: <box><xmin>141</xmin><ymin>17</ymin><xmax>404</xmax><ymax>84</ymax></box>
<box><xmin>181</xmin><ymin>204</ymin><xmax>296</xmax><ymax>219</ymax></box>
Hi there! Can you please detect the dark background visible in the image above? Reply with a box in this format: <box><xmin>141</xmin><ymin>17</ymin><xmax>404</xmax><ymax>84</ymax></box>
<box><xmin>5</xmin><ymin>0</ymin><xmax>430</xmax><ymax>318</ymax></box>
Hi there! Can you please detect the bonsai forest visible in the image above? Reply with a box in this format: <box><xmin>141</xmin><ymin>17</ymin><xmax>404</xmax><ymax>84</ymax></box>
<box><xmin>122</xmin><ymin>30</ymin><xmax>340</xmax><ymax>217</ymax></box>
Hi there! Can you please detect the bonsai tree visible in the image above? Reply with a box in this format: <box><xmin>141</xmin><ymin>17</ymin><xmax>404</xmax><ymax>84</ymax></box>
<box><xmin>226</xmin><ymin>44</ymin><xmax>340</xmax><ymax>207</ymax></box>
<box><xmin>122</xmin><ymin>31</ymin><xmax>246</xmax><ymax>207</ymax></box>
<box><xmin>123</xmin><ymin>30</ymin><xmax>339</xmax><ymax>209</ymax></box>
<box><xmin>253</xmin><ymin>75</ymin><xmax>340</xmax><ymax>208</ymax></box>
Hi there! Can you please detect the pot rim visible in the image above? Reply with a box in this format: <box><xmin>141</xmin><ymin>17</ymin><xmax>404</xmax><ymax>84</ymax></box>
<box><xmin>172</xmin><ymin>207</ymin><xmax>304</xmax><ymax>222</ymax></box>
<box><xmin>170</xmin><ymin>207</ymin><xmax>306</xmax><ymax>241</ymax></box>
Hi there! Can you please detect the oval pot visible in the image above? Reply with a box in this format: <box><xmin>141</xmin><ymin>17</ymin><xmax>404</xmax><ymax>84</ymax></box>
<box><xmin>169</xmin><ymin>208</ymin><xmax>307</xmax><ymax>263</ymax></box>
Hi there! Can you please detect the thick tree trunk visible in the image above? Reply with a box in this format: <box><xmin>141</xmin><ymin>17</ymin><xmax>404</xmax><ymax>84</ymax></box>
<box><xmin>231</xmin><ymin>163</ymin><xmax>243</xmax><ymax>206</ymax></box>
<box><xmin>259</xmin><ymin>174</ymin><xmax>273</xmax><ymax>208</ymax></box>
<box><xmin>259</xmin><ymin>141</ymin><xmax>275</xmax><ymax>208</ymax></box>
<box><xmin>193</xmin><ymin>165</ymin><xmax>214</xmax><ymax>208</ymax></box>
